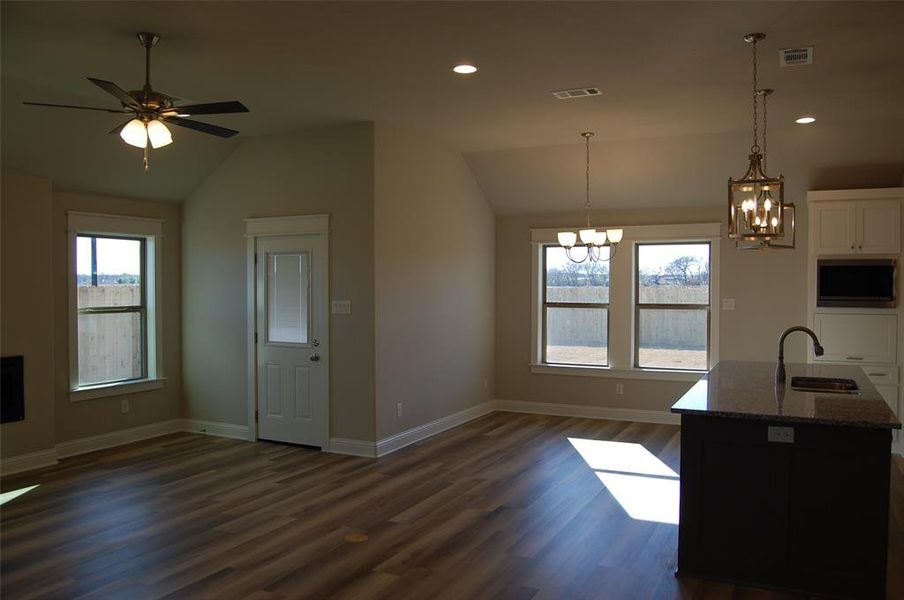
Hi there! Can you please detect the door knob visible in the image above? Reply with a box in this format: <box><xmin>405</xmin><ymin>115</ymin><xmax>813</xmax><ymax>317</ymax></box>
<box><xmin>310</xmin><ymin>354</ymin><xmax>321</xmax><ymax>362</ymax></box>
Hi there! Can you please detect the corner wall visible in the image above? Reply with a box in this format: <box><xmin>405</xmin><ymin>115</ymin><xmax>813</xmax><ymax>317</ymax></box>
<box><xmin>182</xmin><ymin>122</ymin><xmax>376</xmax><ymax>441</ymax></box>
<box><xmin>373</xmin><ymin>124</ymin><xmax>496</xmax><ymax>440</ymax></box>
<box><xmin>1</xmin><ymin>174</ymin><xmax>56</xmax><ymax>457</ymax></box>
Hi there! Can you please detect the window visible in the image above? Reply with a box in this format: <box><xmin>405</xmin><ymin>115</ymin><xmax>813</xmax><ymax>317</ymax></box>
<box><xmin>543</xmin><ymin>245</ymin><xmax>609</xmax><ymax>366</ymax></box>
<box><xmin>76</xmin><ymin>235</ymin><xmax>146</xmax><ymax>385</ymax></box>
<box><xmin>530</xmin><ymin>223</ymin><xmax>719</xmax><ymax>380</ymax></box>
<box><xmin>635</xmin><ymin>243</ymin><xmax>710</xmax><ymax>371</ymax></box>
<box><xmin>68</xmin><ymin>212</ymin><xmax>164</xmax><ymax>399</ymax></box>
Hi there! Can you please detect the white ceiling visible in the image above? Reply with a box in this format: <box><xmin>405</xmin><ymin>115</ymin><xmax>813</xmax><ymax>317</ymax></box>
<box><xmin>2</xmin><ymin>1</ymin><xmax>903</xmax><ymax>207</ymax></box>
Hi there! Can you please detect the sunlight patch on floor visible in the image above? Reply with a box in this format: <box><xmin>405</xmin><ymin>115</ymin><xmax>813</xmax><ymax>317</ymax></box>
<box><xmin>0</xmin><ymin>484</ymin><xmax>39</xmax><ymax>506</ymax></box>
<box><xmin>569</xmin><ymin>437</ymin><xmax>679</xmax><ymax>525</ymax></box>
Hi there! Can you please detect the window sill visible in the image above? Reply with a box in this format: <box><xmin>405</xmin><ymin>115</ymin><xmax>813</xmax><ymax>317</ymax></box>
<box><xmin>529</xmin><ymin>364</ymin><xmax>706</xmax><ymax>382</ymax></box>
<box><xmin>70</xmin><ymin>377</ymin><xmax>166</xmax><ymax>402</ymax></box>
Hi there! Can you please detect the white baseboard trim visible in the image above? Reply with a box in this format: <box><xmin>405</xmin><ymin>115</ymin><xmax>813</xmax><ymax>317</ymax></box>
<box><xmin>0</xmin><ymin>448</ymin><xmax>59</xmax><ymax>476</ymax></box>
<box><xmin>327</xmin><ymin>437</ymin><xmax>377</xmax><ymax>458</ymax></box>
<box><xmin>494</xmin><ymin>399</ymin><xmax>681</xmax><ymax>425</ymax></box>
<box><xmin>56</xmin><ymin>419</ymin><xmax>185</xmax><ymax>459</ymax></box>
<box><xmin>1</xmin><ymin>400</ymin><xmax>680</xmax><ymax>475</ymax></box>
<box><xmin>183</xmin><ymin>419</ymin><xmax>250</xmax><ymax>440</ymax></box>
<box><xmin>376</xmin><ymin>401</ymin><xmax>496</xmax><ymax>457</ymax></box>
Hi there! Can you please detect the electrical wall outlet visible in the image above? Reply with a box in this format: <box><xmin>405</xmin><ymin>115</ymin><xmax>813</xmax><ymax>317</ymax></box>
<box><xmin>396</xmin><ymin>403</ymin><xmax>402</xmax><ymax>417</ymax></box>
<box><xmin>768</xmin><ymin>426</ymin><xmax>794</xmax><ymax>443</ymax></box>
<box><xmin>722</xmin><ymin>298</ymin><xmax>736</xmax><ymax>311</ymax></box>
<box><xmin>120</xmin><ymin>398</ymin><xmax>130</xmax><ymax>414</ymax></box>
<box><xmin>615</xmin><ymin>383</ymin><xmax>624</xmax><ymax>395</ymax></box>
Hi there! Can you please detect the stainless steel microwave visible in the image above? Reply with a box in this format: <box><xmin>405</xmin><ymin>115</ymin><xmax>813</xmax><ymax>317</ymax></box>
<box><xmin>817</xmin><ymin>259</ymin><xmax>896</xmax><ymax>308</ymax></box>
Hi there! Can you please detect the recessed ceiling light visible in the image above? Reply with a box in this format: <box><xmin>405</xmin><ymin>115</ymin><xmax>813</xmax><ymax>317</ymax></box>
<box><xmin>452</xmin><ymin>63</ymin><xmax>478</xmax><ymax>75</ymax></box>
<box><xmin>795</xmin><ymin>116</ymin><xmax>816</xmax><ymax>124</ymax></box>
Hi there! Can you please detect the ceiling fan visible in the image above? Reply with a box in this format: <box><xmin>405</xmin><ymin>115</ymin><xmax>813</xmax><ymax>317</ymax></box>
<box><xmin>24</xmin><ymin>32</ymin><xmax>249</xmax><ymax>172</ymax></box>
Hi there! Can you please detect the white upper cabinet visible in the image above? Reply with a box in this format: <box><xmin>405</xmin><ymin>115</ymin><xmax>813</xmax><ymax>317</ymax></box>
<box><xmin>858</xmin><ymin>200</ymin><xmax>900</xmax><ymax>254</ymax></box>
<box><xmin>811</xmin><ymin>201</ymin><xmax>856</xmax><ymax>254</ymax></box>
<box><xmin>808</xmin><ymin>189</ymin><xmax>901</xmax><ymax>255</ymax></box>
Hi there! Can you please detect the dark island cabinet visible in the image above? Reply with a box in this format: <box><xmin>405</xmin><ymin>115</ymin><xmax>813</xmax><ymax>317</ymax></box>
<box><xmin>676</xmin><ymin>414</ymin><xmax>893</xmax><ymax>598</ymax></box>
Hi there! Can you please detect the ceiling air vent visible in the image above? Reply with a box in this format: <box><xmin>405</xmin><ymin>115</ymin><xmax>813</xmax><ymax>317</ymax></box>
<box><xmin>552</xmin><ymin>87</ymin><xmax>602</xmax><ymax>100</ymax></box>
<box><xmin>779</xmin><ymin>47</ymin><xmax>813</xmax><ymax>67</ymax></box>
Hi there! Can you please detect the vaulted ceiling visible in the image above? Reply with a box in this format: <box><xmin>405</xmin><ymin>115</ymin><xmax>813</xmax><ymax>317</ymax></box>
<box><xmin>3</xmin><ymin>1</ymin><xmax>903</xmax><ymax>209</ymax></box>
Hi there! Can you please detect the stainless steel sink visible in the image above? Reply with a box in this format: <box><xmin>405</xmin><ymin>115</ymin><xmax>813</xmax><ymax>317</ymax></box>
<box><xmin>790</xmin><ymin>376</ymin><xmax>860</xmax><ymax>394</ymax></box>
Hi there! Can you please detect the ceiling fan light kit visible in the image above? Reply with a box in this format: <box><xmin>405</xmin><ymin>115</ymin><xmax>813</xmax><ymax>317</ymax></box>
<box><xmin>24</xmin><ymin>31</ymin><xmax>249</xmax><ymax>172</ymax></box>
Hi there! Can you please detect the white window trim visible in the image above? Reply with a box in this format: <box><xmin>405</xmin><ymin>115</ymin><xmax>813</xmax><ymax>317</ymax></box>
<box><xmin>67</xmin><ymin>211</ymin><xmax>165</xmax><ymax>401</ymax></box>
<box><xmin>530</xmin><ymin>222</ymin><xmax>721</xmax><ymax>382</ymax></box>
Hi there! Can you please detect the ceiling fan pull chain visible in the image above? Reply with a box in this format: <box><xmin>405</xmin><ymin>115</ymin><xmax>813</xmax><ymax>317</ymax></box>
<box><xmin>144</xmin><ymin>144</ymin><xmax>149</xmax><ymax>174</ymax></box>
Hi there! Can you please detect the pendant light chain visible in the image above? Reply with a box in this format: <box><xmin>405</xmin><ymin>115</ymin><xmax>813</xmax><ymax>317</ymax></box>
<box><xmin>751</xmin><ymin>37</ymin><xmax>760</xmax><ymax>154</ymax></box>
<box><xmin>584</xmin><ymin>132</ymin><xmax>592</xmax><ymax>226</ymax></box>
<box><xmin>762</xmin><ymin>90</ymin><xmax>768</xmax><ymax>171</ymax></box>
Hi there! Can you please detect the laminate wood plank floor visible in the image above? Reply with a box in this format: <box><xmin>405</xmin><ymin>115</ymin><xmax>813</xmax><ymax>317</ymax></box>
<box><xmin>2</xmin><ymin>412</ymin><xmax>902</xmax><ymax>599</ymax></box>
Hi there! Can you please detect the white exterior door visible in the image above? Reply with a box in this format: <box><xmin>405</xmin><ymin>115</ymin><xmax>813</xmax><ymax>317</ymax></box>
<box><xmin>255</xmin><ymin>235</ymin><xmax>328</xmax><ymax>447</ymax></box>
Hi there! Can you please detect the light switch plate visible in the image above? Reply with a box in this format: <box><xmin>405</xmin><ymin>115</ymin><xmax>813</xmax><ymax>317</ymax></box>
<box><xmin>331</xmin><ymin>300</ymin><xmax>351</xmax><ymax>315</ymax></box>
<box><xmin>767</xmin><ymin>426</ymin><xmax>794</xmax><ymax>443</ymax></box>
<box><xmin>722</xmin><ymin>298</ymin><xmax>736</xmax><ymax>311</ymax></box>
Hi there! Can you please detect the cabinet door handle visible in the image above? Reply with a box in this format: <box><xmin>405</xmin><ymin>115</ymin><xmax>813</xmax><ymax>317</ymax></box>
<box><xmin>845</xmin><ymin>356</ymin><xmax>864</xmax><ymax>360</ymax></box>
<box><xmin>867</xmin><ymin>372</ymin><xmax>886</xmax><ymax>377</ymax></box>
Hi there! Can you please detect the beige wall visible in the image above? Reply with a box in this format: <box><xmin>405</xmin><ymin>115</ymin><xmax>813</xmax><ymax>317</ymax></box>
<box><xmin>182</xmin><ymin>122</ymin><xmax>376</xmax><ymax>441</ymax></box>
<box><xmin>51</xmin><ymin>191</ymin><xmax>183</xmax><ymax>442</ymax></box>
<box><xmin>373</xmin><ymin>124</ymin><xmax>495</xmax><ymax>439</ymax></box>
<box><xmin>1</xmin><ymin>176</ymin><xmax>183</xmax><ymax>458</ymax></box>
<box><xmin>496</xmin><ymin>205</ymin><xmax>812</xmax><ymax>412</ymax></box>
<box><xmin>1</xmin><ymin>174</ymin><xmax>56</xmax><ymax>457</ymax></box>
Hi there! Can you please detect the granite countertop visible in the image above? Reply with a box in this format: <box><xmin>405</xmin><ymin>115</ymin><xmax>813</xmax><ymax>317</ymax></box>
<box><xmin>671</xmin><ymin>360</ymin><xmax>902</xmax><ymax>429</ymax></box>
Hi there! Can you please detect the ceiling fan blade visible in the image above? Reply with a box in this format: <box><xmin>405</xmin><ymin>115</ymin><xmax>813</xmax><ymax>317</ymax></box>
<box><xmin>165</xmin><ymin>117</ymin><xmax>239</xmax><ymax>138</ymax></box>
<box><xmin>166</xmin><ymin>101</ymin><xmax>249</xmax><ymax>116</ymax></box>
<box><xmin>23</xmin><ymin>101</ymin><xmax>132</xmax><ymax>114</ymax></box>
<box><xmin>87</xmin><ymin>77</ymin><xmax>141</xmax><ymax>109</ymax></box>
<box><xmin>109</xmin><ymin>119</ymin><xmax>132</xmax><ymax>135</ymax></box>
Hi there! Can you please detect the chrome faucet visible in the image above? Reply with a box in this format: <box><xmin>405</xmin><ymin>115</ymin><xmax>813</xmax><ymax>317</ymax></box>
<box><xmin>776</xmin><ymin>326</ymin><xmax>825</xmax><ymax>386</ymax></box>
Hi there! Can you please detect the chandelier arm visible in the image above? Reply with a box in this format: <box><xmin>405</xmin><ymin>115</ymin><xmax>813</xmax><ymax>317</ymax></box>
<box><xmin>565</xmin><ymin>246</ymin><xmax>589</xmax><ymax>264</ymax></box>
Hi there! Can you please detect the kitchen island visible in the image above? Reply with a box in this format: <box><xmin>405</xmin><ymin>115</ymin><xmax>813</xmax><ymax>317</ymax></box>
<box><xmin>671</xmin><ymin>360</ymin><xmax>901</xmax><ymax>599</ymax></box>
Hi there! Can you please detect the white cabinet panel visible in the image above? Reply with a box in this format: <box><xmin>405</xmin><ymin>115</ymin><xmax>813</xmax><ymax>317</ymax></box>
<box><xmin>857</xmin><ymin>200</ymin><xmax>900</xmax><ymax>254</ymax></box>
<box><xmin>813</xmin><ymin>313</ymin><xmax>896</xmax><ymax>364</ymax></box>
<box><xmin>811</xmin><ymin>202</ymin><xmax>855</xmax><ymax>254</ymax></box>
<box><xmin>875</xmin><ymin>384</ymin><xmax>899</xmax><ymax>414</ymax></box>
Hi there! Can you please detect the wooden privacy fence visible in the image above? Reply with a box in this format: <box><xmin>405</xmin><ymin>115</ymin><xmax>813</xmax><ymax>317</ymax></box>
<box><xmin>546</xmin><ymin>285</ymin><xmax>708</xmax><ymax>349</ymax></box>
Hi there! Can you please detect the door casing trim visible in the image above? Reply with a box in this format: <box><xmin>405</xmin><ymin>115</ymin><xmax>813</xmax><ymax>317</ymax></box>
<box><xmin>245</xmin><ymin>214</ymin><xmax>330</xmax><ymax>447</ymax></box>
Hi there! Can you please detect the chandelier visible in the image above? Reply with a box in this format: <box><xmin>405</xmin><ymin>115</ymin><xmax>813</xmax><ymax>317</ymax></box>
<box><xmin>728</xmin><ymin>33</ymin><xmax>792</xmax><ymax>248</ymax></box>
<box><xmin>557</xmin><ymin>132</ymin><xmax>623</xmax><ymax>263</ymax></box>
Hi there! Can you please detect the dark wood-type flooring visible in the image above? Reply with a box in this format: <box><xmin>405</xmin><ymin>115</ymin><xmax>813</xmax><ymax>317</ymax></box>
<box><xmin>2</xmin><ymin>412</ymin><xmax>902</xmax><ymax>599</ymax></box>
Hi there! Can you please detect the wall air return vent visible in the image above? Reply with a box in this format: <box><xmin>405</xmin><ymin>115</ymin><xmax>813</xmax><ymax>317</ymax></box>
<box><xmin>552</xmin><ymin>87</ymin><xmax>602</xmax><ymax>100</ymax></box>
<box><xmin>780</xmin><ymin>47</ymin><xmax>813</xmax><ymax>67</ymax></box>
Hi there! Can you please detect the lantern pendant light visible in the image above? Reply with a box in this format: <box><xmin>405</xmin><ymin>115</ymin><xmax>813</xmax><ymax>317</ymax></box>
<box><xmin>728</xmin><ymin>33</ymin><xmax>791</xmax><ymax>248</ymax></box>
<box><xmin>556</xmin><ymin>132</ymin><xmax>623</xmax><ymax>263</ymax></box>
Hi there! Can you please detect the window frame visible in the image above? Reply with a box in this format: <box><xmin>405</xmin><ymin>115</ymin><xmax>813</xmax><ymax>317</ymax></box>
<box><xmin>633</xmin><ymin>241</ymin><xmax>712</xmax><ymax>372</ymax></box>
<box><xmin>541</xmin><ymin>245</ymin><xmax>611</xmax><ymax>367</ymax></box>
<box><xmin>529</xmin><ymin>223</ymin><xmax>720</xmax><ymax>382</ymax></box>
<box><xmin>76</xmin><ymin>233</ymin><xmax>149</xmax><ymax>384</ymax></box>
<box><xmin>67</xmin><ymin>211</ymin><xmax>165</xmax><ymax>401</ymax></box>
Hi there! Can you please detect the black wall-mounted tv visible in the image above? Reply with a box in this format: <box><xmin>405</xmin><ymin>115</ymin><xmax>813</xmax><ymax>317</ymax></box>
<box><xmin>1</xmin><ymin>355</ymin><xmax>25</xmax><ymax>423</ymax></box>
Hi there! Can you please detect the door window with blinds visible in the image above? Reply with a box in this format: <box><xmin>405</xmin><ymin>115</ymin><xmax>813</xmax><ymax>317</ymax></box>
<box><xmin>266</xmin><ymin>252</ymin><xmax>311</xmax><ymax>344</ymax></box>
<box><xmin>75</xmin><ymin>235</ymin><xmax>147</xmax><ymax>385</ymax></box>
<box><xmin>635</xmin><ymin>242</ymin><xmax>711</xmax><ymax>371</ymax></box>
<box><xmin>543</xmin><ymin>245</ymin><xmax>610</xmax><ymax>366</ymax></box>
